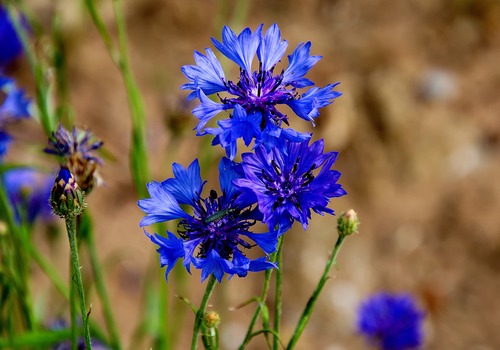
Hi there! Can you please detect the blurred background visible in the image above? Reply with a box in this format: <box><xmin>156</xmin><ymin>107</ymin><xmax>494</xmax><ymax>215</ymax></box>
<box><xmin>4</xmin><ymin>0</ymin><xmax>500</xmax><ymax>348</ymax></box>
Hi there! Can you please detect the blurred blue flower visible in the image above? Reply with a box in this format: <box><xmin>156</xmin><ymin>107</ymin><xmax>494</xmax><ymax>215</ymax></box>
<box><xmin>50</xmin><ymin>319</ymin><xmax>110</xmax><ymax>350</ymax></box>
<box><xmin>3</xmin><ymin>168</ymin><xmax>54</xmax><ymax>224</ymax></box>
<box><xmin>0</xmin><ymin>75</ymin><xmax>31</xmax><ymax>160</ymax></box>
<box><xmin>0</xmin><ymin>5</ymin><xmax>24</xmax><ymax>67</ymax></box>
<box><xmin>181</xmin><ymin>23</ymin><xmax>341</xmax><ymax>158</ymax></box>
<box><xmin>357</xmin><ymin>292</ymin><xmax>425</xmax><ymax>350</ymax></box>
<box><xmin>138</xmin><ymin>158</ymin><xmax>277</xmax><ymax>283</ymax></box>
<box><xmin>234</xmin><ymin>138</ymin><xmax>346</xmax><ymax>232</ymax></box>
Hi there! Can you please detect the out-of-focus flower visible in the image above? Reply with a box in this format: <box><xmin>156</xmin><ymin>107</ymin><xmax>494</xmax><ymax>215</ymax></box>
<box><xmin>234</xmin><ymin>138</ymin><xmax>346</xmax><ymax>232</ymax></box>
<box><xmin>50</xmin><ymin>319</ymin><xmax>110</xmax><ymax>350</ymax></box>
<box><xmin>357</xmin><ymin>292</ymin><xmax>425</xmax><ymax>350</ymax></box>
<box><xmin>3</xmin><ymin>167</ymin><xmax>54</xmax><ymax>224</ymax></box>
<box><xmin>181</xmin><ymin>23</ymin><xmax>341</xmax><ymax>158</ymax></box>
<box><xmin>0</xmin><ymin>75</ymin><xmax>31</xmax><ymax>160</ymax></box>
<box><xmin>138</xmin><ymin>158</ymin><xmax>277</xmax><ymax>283</ymax></box>
<box><xmin>45</xmin><ymin>124</ymin><xmax>103</xmax><ymax>193</ymax></box>
<box><xmin>0</xmin><ymin>5</ymin><xmax>24</xmax><ymax>67</ymax></box>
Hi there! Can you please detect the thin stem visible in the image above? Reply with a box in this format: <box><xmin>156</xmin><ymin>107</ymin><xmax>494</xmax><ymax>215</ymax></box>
<box><xmin>69</xmin><ymin>263</ymin><xmax>78</xmax><ymax>350</ymax></box>
<box><xmin>25</xmin><ymin>239</ymin><xmax>69</xmax><ymax>299</ymax></box>
<box><xmin>238</xmin><ymin>256</ymin><xmax>275</xmax><ymax>349</ymax></box>
<box><xmin>273</xmin><ymin>236</ymin><xmax>284</xmax><ymax>350</ymax></box>
<box><xmin>5</xmin><ymin>4</ymin><xmax>54</xmax><ymax>135</ymax></box>
<box><xmin>83</xmin><ymin>213</ymin><xmax>122</xmax><ymax>350</ymax></box>
<box><xmin>191</xmin><ymin>275</ymin><xmax>217</xmax><ymax>350</ymax></box>
<box><xmin>286</xmin><ymin>235</ymin><xmax>347</xmax><ymax>350</ymax></box>
<box><xmin>65</xmin><ymin>217</ymin><xmax>92</xmax><ymax>350</ymax></box>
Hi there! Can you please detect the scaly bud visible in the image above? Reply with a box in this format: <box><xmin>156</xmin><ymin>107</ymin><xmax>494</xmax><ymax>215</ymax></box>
<box><xmin>337</xmin><ymin>209</ymin><xmax>359</xmax><ymax>238</ymax></box>
<box><xmin>203</xmin><ymin>311</ymin><xmax>221</xmax><ymax>329</ymax></box>
<box><xmin>50</xmin><ymin>167</ymin><xmax>86</xmax><ymax>218</ymax></box>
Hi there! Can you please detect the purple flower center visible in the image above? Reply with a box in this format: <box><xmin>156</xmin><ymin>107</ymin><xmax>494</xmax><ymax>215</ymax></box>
<box><xmin>259</xmin><ymin>157</ymin><xmax>316</xmax><ymax>210</ymax></box>
<box><xmin>222</xmin><ymin>64</ymin><xmax>296</xmax><ymax>127</ymax></box>
<box><xmin>178</xmin><ymin>189</ymin><xmax>254</xmax><ymax>259</ymax></box>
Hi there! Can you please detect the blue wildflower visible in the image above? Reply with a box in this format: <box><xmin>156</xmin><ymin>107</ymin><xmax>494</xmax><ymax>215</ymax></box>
<box><xmin>0</xmin><ymin>5</ymin><xmax>24</xmax><ymax>67</ymax></box>
<box><xmin>357</xmin><ymin>293</ymin><xmax>425</xmax><ymax>350</ymax></box>
<box><xmin>181</xmin><ymin>23</ymin><xmax>341</xmax><ymax>158</ymax></box>
<box><xmin>3</xmin><ymin>168</ymin><xmax>54</xmax><ymax>224</ymax></box>
<box><xmin>45</xmin><ymin>124</ymin><xmax>103</xmax><ymax>193</ymax></box>
<box><xmin>0</xmin><ymin>75</ymin><xmax>31</xmax><ymax>160</ymax></box>
<box><xmin>234</xmin><ymin>138</ymin><xmax>346</xmax><ymax>232</ymax></box>
<box><xmin>138</xmin><ymin>158</ymin><xmax>277</xmax><ymax>282</ymax></box>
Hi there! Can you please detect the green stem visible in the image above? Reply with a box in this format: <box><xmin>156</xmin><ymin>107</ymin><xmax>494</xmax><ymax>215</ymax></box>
<box><xmin>25</xmin><ymin>239</ymin><xmax>69</xmax><ymax>300</ymax></box>
<box><xmin>83</xmin><ymin>213</ymin><xmax>122</xmax><ymax>350</ymax></box>
<box><xmin>65</xmin><ymin>217</ymin><xmax>92</xmax><ymax>350</ymax></box>
<box><xmin>69</xmin><ymin>265</ymin><xmax>78</xmax><ymax>350</ymax></box>
<box><xmin>5</xmin><ymin>4</ymin><xmax>54</xmax><ymax>135</ymax></box>
<box><xmin>238</xmin><ymin>251</ymin><xmax>276</xmax><ymax>349</ymax></box>
<box><xmin>191</xmin><ymin>275</ymin><xmax>217</xmax><ymax>350</ymax></box>
<box><xmin>273</xmin><ymin>236</ymin><xmax>284</xmax><ymax>350</ymax></box>
<box><xmin>286</xmin><ymin>235</ymin><xmax>346</xmax><ymax>350</ymax></box>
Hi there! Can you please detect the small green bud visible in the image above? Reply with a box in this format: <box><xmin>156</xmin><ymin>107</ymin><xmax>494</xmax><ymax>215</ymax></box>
<box><xmin>203</xmin><ymin>311</ymin><xmax>221</xmax><ymax>329</ymax></box>
<box><xmin>50</xmin><ymin>167</ymin><xmax>86</xmax><ymax>218</ymax></box>
<box><xmin>337</xmin><ymin>209</ymin><xmax>360</xmax><ymax>237</ymax></box>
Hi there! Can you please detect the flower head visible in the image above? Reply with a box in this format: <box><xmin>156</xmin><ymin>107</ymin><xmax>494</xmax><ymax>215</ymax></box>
<box><xmin>0</xmin><ymin>5</ymin><xmax>24</xmax><ymax>67</ymax></box>
<box><xmin>357</xmin><ymin>293</ymin><xmax>425</xmax><ymax>350</ymax></box>
<box><xmin>45</xmin><ymin>124</ymin><xmax>103</xmax><ymax>193</ymax></box>
<box><xmin>181</xmin><ymin>23</ymin><xmax>341</xmax><ymax>158</ymax></box>
<box><xmin>138</xmin><ymin>158</ymin><xmax>277</xmax><ymax>282</ymax></box>
<box><xmin>234</xmin><ymin>138</ymin><xmax>346</xmax><ymax>232</ymax></box>
<box><xmin>3</xmin><ymin>167</ymin><xmax>54</xmax><ymax>224</ymax></box>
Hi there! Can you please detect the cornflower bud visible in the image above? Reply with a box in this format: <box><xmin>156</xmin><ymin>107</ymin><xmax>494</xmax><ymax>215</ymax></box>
<box><xmin>203</xmin><ymin>311</ymin><xmax>221</xmax><ymax>330</ymax></box>
<box><xmin>50</xmin><ymin>167</ymin><xmax>86</xmax><ymax>218</ymax></box>
<box><xmin>337</xmin><ymin>209</ymin><xmax>359</xmax><ymax>238</ymax></box>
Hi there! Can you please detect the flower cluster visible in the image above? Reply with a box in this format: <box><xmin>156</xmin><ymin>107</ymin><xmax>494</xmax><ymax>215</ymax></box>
<box><xmin>139</xmin><ymin>23</ymin><xmax>346</xmax><ymax>282</ymax></box>
<box><xmin>357</xmin><ymin>293</ymin><xmax>425</xmax><ymax>350</ymax></box>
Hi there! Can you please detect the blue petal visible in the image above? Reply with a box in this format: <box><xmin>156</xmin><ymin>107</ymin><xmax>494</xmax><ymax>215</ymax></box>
<box><xmin>218</xmin><ymin>157</ymin><xmax>244</xmax><ymax>200</ymax></box>
<box><xmin>180</xmin><ymin>48</ymin><xmax>227</xmax><ymax>100</ymax></box>
<box><xmin>282</xmin><ymin>42</ymin><xmax>322</xmax><ymax>88</ymax></box>
<box><xmin>286</xmin><ymin>83</ymin><xmax>342</xmax><ymax>124</ymax></box>
<box><xmin>192</xmin><ymin>89</ymin><xmax>228</xmax><ymax>134</ymax></box>
<box><xmin>0</xmin><ymin>130</ymin><xmax>12</xmax><ymax>161</ymax></box>
<box><xmin>0</xmin><ymin>6</ymin><xmax>24</xmax><ymax>67</ymax></box>
<box><xmin>257</xmin><ymin>23</ymin><xmax>288</xmax><ymax>71</ymax></box>
<box><xmin>211</xmin><ymin>25</ymin><xmax>263</xmax><ymax>74</ymax></box>
<box><xmin>193</xmin><ymin>249</ymin><xmax>233</xmax><ymax>283</ymax></box>
<box><xmin>162</xmin><ymin>159</ymin><xmax>205</xmax><ymax>206</ymax></box>
<box><xmin>205</xmin><ymin>105</ymin><xmax>262</xmax><ymax>159</ymax></box>
<box><xmin>145</xmin><ymin>230</ymin><xmax>185</xmax><ymax>281</ymax></box>
<box><xmin>0</xmin><ymin>80</ymin><xmax>31</xmax><ymax>121</ymax></box>
<box><xmin>240</xmin><ymin>231</ymin><xmax>278</xmax><ymax>255</ymax></box>
<box><xmin>138</xmin><ymin>181</ymin><xmax>190</xmax><ymax>227</ymax></box>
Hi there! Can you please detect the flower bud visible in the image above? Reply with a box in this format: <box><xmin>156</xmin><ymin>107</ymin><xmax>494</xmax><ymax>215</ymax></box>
<box><xmin>203</xmin><ymin>311</ymin><xmax>220</xmax><ymax>329</ymax></box>
<box><xmin>50</xmin><ymin>167</ymin><xmax>86</xmax><ymax>218</ymax></box>
<box><xmin>337</xmin><ymin>209</ymin><xmax>359</xmax><ymax>237</ymax></box>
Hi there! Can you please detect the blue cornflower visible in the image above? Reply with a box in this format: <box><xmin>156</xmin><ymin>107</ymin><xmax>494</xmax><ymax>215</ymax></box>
<box><xmin>3</xmin><ymin>168</ymin><xmax>54</xmax><ymax>224</ymax></box>
<box><xmin>138</xmin><ymin>158</ymin><xmax>278</xmax><ymax>282</ymax></box>
<box><xmin>181</xmin><ymin>23</ymin><xmax>341</xmax><ymax>158</ymax></box>
<box><xmin>357</xmin><ymin>293</ymin><xmax>425</xmax><ymax>350</ymax></box>
<box><xmin>234</xmin><ymin>138</ymin><xmax>346</xmax><ymax>232</ymax></box>
<box><xmin>45</xmin><ymin>124</ymin><xmax>103</xmax><ymax>193</ymax></box>
<box><xmin>0</xmin><ymin>75</ymin><xmax>31</xmax><ymax>160</ymax></box>
<box><xmin>0</xmin><ymin>5</ymin><xmax>24</xmax><ymax>67</ymax></box>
